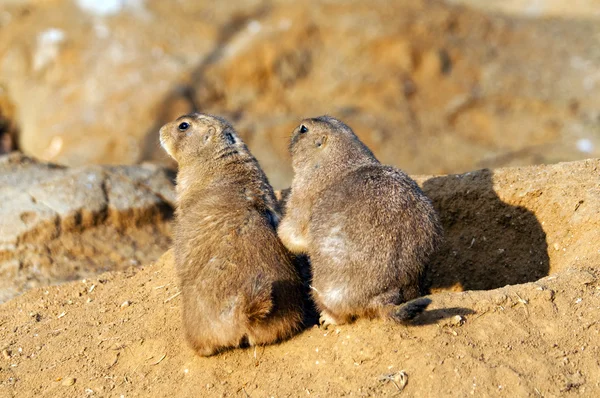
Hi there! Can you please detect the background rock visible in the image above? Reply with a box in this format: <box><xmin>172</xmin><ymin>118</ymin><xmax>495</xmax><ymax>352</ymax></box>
<box><xmin>1</xmin><ymin>0</ymin><xmax>599</xmax><ymax>188</ymax></box>
<box><xmin>0</xmin><ymin>153</ymin><xmax>174</xmax><ymax>303</ymax></box>
<box><xmin>449</xmin><ymin>0</ymin><xmax>600</xmax><ymax>18</ymax></box>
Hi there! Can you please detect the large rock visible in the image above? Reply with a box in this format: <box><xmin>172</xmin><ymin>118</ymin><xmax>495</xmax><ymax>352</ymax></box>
<box><xmin>0</xmin><ymin>153</ymin><xmax>174</xmax><ymax>303</ymax></box>
<box><xmin>190</xmin><ymin>1</ymin><xmax>600</xmax><ymax>188</ymax></box>
<box><xmin>0</xmin><ymin>0</ymin><xmax>262</xmax><ymax>165</ymax></box>
<box><xmin>1</xmin><ymin>0</ymin><xmax>600</xmax><ymax>188</ymax></box>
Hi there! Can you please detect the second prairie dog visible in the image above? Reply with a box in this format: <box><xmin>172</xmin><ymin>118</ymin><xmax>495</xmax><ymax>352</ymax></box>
<box><xmin>278</xmin><ymin>116</ymin><xmax>443</xmax><ymax>326</ymax></box>
<box><xmin>160</xmin><ymin>113</ymin><xmax>303</xmax><ymax>356</ymax></box>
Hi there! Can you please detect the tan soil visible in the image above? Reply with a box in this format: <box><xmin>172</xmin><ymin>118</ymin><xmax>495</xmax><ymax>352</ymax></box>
<box><xmin>1</xmin><ymin>159</ymin><xmax>599</xmax><ymax>397</ymax></box>
<box><xmin>418</xmin><ymin>159</ymin><xmax>600</xmax><ymax>292</ymax></box>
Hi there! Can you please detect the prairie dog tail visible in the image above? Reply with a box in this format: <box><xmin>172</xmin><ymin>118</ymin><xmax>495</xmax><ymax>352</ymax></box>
<box><xmin>240</xmin><ymin>275</ymin><xmax>273</xmax><ymax>325</ymax></box>
<box><xmin>384</xmin><ymin>297</ymin><xmax>431</xmax><ymax>324</ymax></box>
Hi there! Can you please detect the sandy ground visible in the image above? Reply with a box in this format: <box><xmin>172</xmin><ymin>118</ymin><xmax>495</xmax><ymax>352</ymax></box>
<box><xmin>1</xmin><ymin>158</ymin><xmax>599</xmax><ymax>397</ymax></box>
<box><xmin>0</xmin><ymin>250</ymin><xmax>598</xmax><ymax>398</ymax></box>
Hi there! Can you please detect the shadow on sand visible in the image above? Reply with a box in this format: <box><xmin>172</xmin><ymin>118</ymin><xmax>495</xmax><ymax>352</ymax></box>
<box><xmin>421</xmin><ymin>168</ymin><xmax>549</xmax><ymax>292</ymax></box>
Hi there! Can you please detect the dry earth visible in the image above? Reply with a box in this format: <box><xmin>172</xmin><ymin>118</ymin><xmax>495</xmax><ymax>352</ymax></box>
<box><xmin>1</xmin><ymin>158</ymin><xmax>599</xmax><ymax>397</ymax></box>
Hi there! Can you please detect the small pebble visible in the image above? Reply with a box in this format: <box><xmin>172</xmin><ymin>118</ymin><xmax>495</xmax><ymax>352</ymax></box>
<box><xmin>120</xmin><ymin>301</ymin><xmax>131</xmax><ymax>308</ymax></box>
<box><xmin>451</xmin><ymin>315</ymin><xmax>465</xmax><ymax>326</ymax></box>
<box><xmin>62</xmin><ymin>377</ymin><xmax>76</xmax><ymax>386</ymax></box>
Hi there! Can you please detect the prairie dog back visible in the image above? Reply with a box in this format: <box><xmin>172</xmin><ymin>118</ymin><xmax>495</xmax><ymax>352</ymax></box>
<box><xmin>279</xmin><ymin>116</ymin><xmax>441</xmax><ymax>327</ymax></box>
<box><xmin>160</xmin><ymin>113</ymin><xmax>303</xmax><ymax>355</ymax></box>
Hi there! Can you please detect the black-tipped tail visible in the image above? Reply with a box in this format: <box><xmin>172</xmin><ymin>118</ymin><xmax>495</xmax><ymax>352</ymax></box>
<box><xmin>242</xmin><ymin>275</ymin><xmax>273</xmax><ymax>324</ymax></box>
<box><xmin>388</xmin><ymin>297</ymin><xmax>432</xmax><ymax>324</ymax></box>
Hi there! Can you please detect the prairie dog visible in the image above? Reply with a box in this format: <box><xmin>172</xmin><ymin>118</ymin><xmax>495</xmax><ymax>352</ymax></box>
<box><xmin>278</xmin><ymin>116</ymin><xmax>442</xmax><ymax>326</ymax></box>
<box><xmin>160</xmin><ymin>113</ymin><xmax>303</xmax><ymax>355</ymax></box>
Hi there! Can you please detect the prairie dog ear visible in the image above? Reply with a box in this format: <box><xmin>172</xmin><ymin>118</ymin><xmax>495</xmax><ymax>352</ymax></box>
<box><xmin>315</xmin><ymin>135</ymin><xmax>327</xmax><ymax>148</ymax></box>
<box><xmin>203</xmin><ymin>126</ymin><xmax>217</xmax><ymax>143</ymax></box>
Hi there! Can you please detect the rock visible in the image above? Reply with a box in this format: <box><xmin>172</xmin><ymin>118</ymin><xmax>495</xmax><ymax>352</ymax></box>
<box><xmin>451</xmin><ymin>0</ymin><xmax>600</xmax><ymax>18</ymax></box>
<box><xmin>1</xmin><ymin>0</ymin><xmax>600</xmax><ymax>188</ymax></box>
<box><xmin>0</xmin><ymin>0</ymin><xmax>255</xmax><ymax>166</ymax></box>
<box><xmin>449</xmin><ymin>314</ymin><xmax>465</xmax><ymax>326</ymax></box>
<box><xmin>61</xmin><ymin>377</ymin><xmax>75</xmax><ymax>387</ymax></box>
<box><xmin>0</xmin><ymin>153</ymin><xmax>174</xmax><ymax>303</ymax></box>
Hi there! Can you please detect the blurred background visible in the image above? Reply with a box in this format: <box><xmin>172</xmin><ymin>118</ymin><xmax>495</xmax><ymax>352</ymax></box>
<box><xmin>1</xmin><ymin>0</ymin><xmax>599</xmax><ymax>189</ymax></box>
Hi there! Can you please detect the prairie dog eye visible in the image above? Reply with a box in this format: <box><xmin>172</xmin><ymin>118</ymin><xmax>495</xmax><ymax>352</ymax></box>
<box><xmin>178</xmin><ymin>122</ymin><xmax>190</xmax><ymax>131</ymax></box>
<box><xmin>224</xmin><ymin>132</ymin><xmax>236</xmax><ymax>144</ymax></box>
<box><xmin>300</xmin><ymin>125</ymin><xmax>308</xmax><ymax>133</ymax></box>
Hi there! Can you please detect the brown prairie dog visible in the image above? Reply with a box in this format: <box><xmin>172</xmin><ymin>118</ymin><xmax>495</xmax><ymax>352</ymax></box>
<box><xmin>160</xmin><ymin>113</ymin><xmax>303</xmax><ymax>356</ymax></box>
<box><xmin>278</xmin><ymin>116</ymin><xmax>442</xmax><ymax>327</ymax></box>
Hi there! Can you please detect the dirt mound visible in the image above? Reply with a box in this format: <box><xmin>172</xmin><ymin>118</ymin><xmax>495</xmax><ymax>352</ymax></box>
<box><xmin>1</xmin><ymin>159</ymin><xmax>599</xmax><ymax>397</ymax></box>
<box><xmin>417</xmin><ymin>158</ymin><xmax>600</xmax><ymax>291</ymax></box>
<box><xmin>1</xmin><ymin>254</ymin><xmax>598</xmax><ymax>397</ymax></box>
<box><xmin>0</xmin><ymin>153</ymin><xmax>174</xmax><ymax>303</ymax></box>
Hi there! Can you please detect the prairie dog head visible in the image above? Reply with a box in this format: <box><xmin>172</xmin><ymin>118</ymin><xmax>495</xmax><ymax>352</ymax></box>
<box><xmin>159</xmin><ymin>113</ymin><xmax>242</xmax><ymax>166</ymax></box>
<box><xmin>289</xmin><ymin>115</ymin><xmax>377</xmax><ymax>175</ymax></box>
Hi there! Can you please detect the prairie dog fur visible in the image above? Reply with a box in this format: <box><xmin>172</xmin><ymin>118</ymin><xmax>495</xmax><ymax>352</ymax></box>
<box><xmin>278</xmin><ymin>116</ymin><xmax>442</xmax><ymax>326</ymax></box>
<box><xmin>160</xmin><ymin>113</ymin><xmax>303</xmax><ymax>355</ymax></box>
